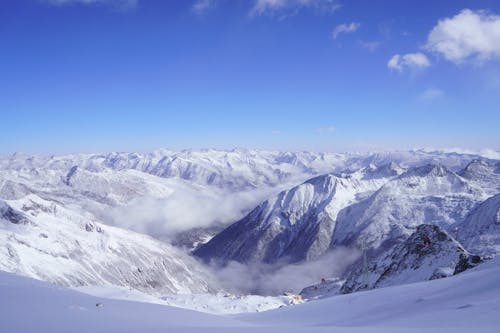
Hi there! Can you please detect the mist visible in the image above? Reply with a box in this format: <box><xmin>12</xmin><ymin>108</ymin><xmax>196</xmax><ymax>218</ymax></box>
<box><xmin>100</xmin><ymin>185</ymin><xmax>282</xmax><ymax>239</ymax></box>
<box><xmin>210</xmin><ymin>248</ymin><xmax>361</xmax><ymax>296</ymax></box>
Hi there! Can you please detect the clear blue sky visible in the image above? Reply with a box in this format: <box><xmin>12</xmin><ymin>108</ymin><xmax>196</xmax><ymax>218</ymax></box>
<box><xmin>1</xmin><ymin>0</ymin><xmax>499</xmax><ymax>154</ymax></box>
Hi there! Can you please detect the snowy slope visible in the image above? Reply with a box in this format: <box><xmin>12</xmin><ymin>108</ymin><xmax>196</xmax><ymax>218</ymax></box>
<box><xmin>238</xmin><ymin>257</ymin><xmax>500</xmax><ymax>330</ymax></box>
<box><xmin>0</xmin><ymin>271</ymin><xmax>242</xmax><ymax>333</ymax></box>
<box><xmin>0</xmin><ymin>195</ymin><xmax>221</xmax><ymax>295</ymax></box>
<box><xmin>74</xmin><ymin>285</ymin><xmax>293</xmax><ymax>314</ymax></box>
<box><xmin>2</xmin><ymin>257</ymin><xmax>500</xmax><ymax>332</ymax></box>
<box><xmin>195</xmin><ymin>164</ymin><xmax>401</xmax><ymax>264</ymax></box>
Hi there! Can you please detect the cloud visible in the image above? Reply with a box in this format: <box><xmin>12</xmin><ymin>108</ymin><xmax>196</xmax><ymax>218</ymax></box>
<box><xmin>317</xmin><ymin>126</ymin><xmax>336</xmax><ymax>133</ymax></box>
<box><xmin>192</xmin><ymin>0</ymin><xmax>215</xmax><ymax>15</ymax></box>
<box><xmin>425</xmin><ymin>9</ymin><xmax>500</xmax><ymax>64</ymax></box>
<box><xmin>211</xmin><ymin>248</ymin><xmax>360</xmax><ymax>295</ymax></box>
<box><xmin>250</xmin><ymin>0</ymin><xmax>341</xmax><ymax>17</ymax></box>
<box><xmin>44</xmin><ymin>0</ymin><xmax>137</xmax><ymax>9</ymax></box>
<box><xmin>332</xmin><ymin>22</ymin><xmax>360</xmax><ymax>39</ymax></box>
<box><xmin>358</xmin><ymin>40</ymin><xmax>381</xmax><ymax>52</ymax></box>
<box><xmin>418</xmin><ymin>88</ymin><xmax>444</xmax><ymax>102</ymax></box>
<box><xmin>387</xmin><ymin>52</ymin><xmax>430</xmax><ymax>72</ymax></box>
<box><xmin>102</xmin><ymin>185</ymin><xmax>282</xmax><ymax>239</ymax></box>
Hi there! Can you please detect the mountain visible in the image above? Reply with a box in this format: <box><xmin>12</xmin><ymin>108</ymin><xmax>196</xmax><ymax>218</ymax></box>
<box><xmin>331</xmin><ymin>164</ymin><xmax>485</xmax><ymax>253</ymax></box>
<box><xmin>340</xmin><ymin>224</ymin><xmax>482</xmax><ymax>294</ymax></box>
<box><xmin>0</xmin><ymin>149</ymin><xmax>492</xmax><ymax>241</ymax></box>
<box><xmin>459</xmin><ymin>159</ymin><xmax>500</xmax><ymax>195</ymax></box>
<box><xmin>0</xmin><ymin>149</ymin><xmax>498</xmax><ymax>296</ymax></box>
<box><xmin>0</xmin><ymin>195</ymin><xmax>221</xmax><ymax>295</ymax></box>
<box><xmin>456</xmin><ymin>193</ymin><xmax>500</xmax><ymax>256</ymax></box>
<box><xmin>194</xmin><ymin>164</ymin><xmax>402</xmax><ymax>264</ymax></box>
<box><xmin>1</xmin><ymin>149</ymin><xmax>491</xmax><ymax>192</ymax></box>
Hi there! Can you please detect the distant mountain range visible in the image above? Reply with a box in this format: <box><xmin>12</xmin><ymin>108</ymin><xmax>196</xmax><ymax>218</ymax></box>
<box><xmin>1</xmin><ymin>149</ymin><xmax>499</xmax><ymax>297</ymax></box>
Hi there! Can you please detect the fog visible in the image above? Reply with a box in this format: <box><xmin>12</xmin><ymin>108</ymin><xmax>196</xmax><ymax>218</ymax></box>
<box><xmin>210</xmin><ymin>248</ymin><xmax>361</xmax><ymax>296</ymax></box>
<box><xmin>102</xmin><ymin>185</ymin><xmax>282</xmax><ymax>239</ymax></box>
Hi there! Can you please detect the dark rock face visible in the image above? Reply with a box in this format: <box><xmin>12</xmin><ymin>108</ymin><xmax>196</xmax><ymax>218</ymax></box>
<box><xmin>1</xmin><ymin>205</ymin><xmax>29</xmax><ymax>225</ymax></box>
<box><xmin>341</xmin><ymin>224</ymin><xmax>481</xmax><ymax>294</ymax></box>
<box><xmin>454</xmin><ymin>254</ymin><xmax>483</xmax><ymax>275</ymax></box>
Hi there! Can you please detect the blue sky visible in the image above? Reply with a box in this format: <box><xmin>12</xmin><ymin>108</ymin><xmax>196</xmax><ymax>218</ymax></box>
<box><xmin>1</xmin><ymin>0</ymin><xmax>499</xmax><ymax>154</ymax></box>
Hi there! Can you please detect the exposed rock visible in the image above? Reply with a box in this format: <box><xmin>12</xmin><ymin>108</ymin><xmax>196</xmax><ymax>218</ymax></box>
<box><xmin>341</xmin><ymin>224</ymin><xmax>482</xmax><ymax>294</ymax></box>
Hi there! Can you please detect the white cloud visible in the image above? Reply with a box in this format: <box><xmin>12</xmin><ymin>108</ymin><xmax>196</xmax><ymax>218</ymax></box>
<box><xmin>317</xmin><ymin>126</ymin><xmax>336</xmax><ymax>133</ymax></box>
<box><xmin>192</xmin><ymin>0</ymin><xmax>215</xmax><ymax>15</ymax></box>
<box><xmin>45</xmin><ymin>0</ymin><xmax>137</xmax><ymax>9</ymax></box>
<box><xmin>211</xmin><ymin>248</ymin><xmax>360</xmax><ymax>295</ymax></box>
<box><xmin>387</xmin><ymin>52</ymin><xmax>430</xmax><ymax>72</ymax></box>
<box><xmin>103</xmin><ymin>185</ymin><xmax>279</xmax><ymax>239</ymax></box>
<box><xmin>250</xmin><ymin>0</ymin><xmax>341</xmax><ymax>17</ymax></box>
<box><xmin>332</xmin><ymin>22</ymin><xmax>360</xmax><ymax>39</ymax></box>
<box><xmin>358</xmin><ymin>40</ymin><xmax>381</xmax><ymax>52</ymax></box>
<box><xmin>425</xmin><ymin>9</ymin><xmax>500</xmax><ymax>64</ymax></box>
<box><xmin>418</xmin><ymin>88</ymin><xmax>444</xmax><ymax>102</ymax></box>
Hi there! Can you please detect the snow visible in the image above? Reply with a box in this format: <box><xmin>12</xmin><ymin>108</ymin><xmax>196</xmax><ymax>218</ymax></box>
<box><xmin>74</xmin><ymin>285</ymin><xmax>292</xmax><ymax>314</ymax></box>
<box><xmin>0</xmin><ymin>195</ymin><xmax>221</xmax><ymax>295</ymax></box>
<box><xmin>237</xmin><ymin>257</ymin><xmax>500</xmax><ymax>330</ymax></box>
<box><xmin>2</xmin><ymin>257</ymin><xmax>500</xmax><ymax>332</ymax></box>
<box><xmin>1</xmin><ymin>148</ymin><xmax>500</xmax><ymax>332</ymax></box>
<box><xmin>195</xmin><ymin>164</ymin><xmax>399</xmax><ymax>264</ymax></box>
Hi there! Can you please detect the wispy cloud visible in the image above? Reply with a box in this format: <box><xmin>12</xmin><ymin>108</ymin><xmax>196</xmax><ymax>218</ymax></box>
<box><xmin>192</xmin><ymin>0</ymin><xmax>215</xmax><ymax>15</ymax></box>
<box><xmin>358</xmin><ymin>40</ymin><xmax>381</xmax><ymax>52</ymax></box>
<box><xmin>332</xmin><ymin>22</ymin><xmax>360</xmax><ymax>39</ymax></box>
<box><xmin>250</xmin><ymin>0</ymin><xmax>341</xmax><ymax>17</ymax></box>
<box><xmin>387</xmin><ymin>52</ymin><xmax>430</xmax><ymax>72</ymax></box>
<box><xmin>418</xmin><ymin>88</ymin><xmax>444</xmax><ymax>102</ymax></box>
<box><xmin>425</xmin><ymin>9</ymin><xmax>500</xmax><ymax>64</ymax></box>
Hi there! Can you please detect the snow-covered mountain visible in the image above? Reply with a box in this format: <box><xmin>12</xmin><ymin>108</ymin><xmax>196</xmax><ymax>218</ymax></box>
<box><xmin>0</xmin><ymin>195</ymin><xmax>221</xmax><ymax>295</ymax></box>
<box><xmin>0</xmin><ymin>148</ymin><xmax>499</xmax><ymax>299</ymax></box>
<box><xmin>194</xmin><ymin>163</ymin><xmax>402</xmax><ymax>264</ymax></box>
<box><xmin>456</xmin><ymin>193</ymin><xmax>500</xmax><ymax>256</ymax></box>
<box><xmin>458</xmin><ymin>159</ymin><xmax>500</xmax><ymax>195</ymax></box>
<box><xmin>331</xmin><ymin>164</ymin><xmax>486</xmax><ymax>253</ymax></box>
<box><xmin>341</xmin><ymin>224</ymin><xmax>482</xmax><ymax>293</ymax></box>
<box><xmin>195</xmin><ymin>162</ymin><xmax>494</xmax><ymax>265</ymax></box>
<box><xmin>1</xmin><ymin>149</ymin><xmax>491</xmax><ymax>245</ymax></box>
<box><xmin>0</xmin><ymin>149</ymin><xmax>492</xmax><ymax>193</ymax></box>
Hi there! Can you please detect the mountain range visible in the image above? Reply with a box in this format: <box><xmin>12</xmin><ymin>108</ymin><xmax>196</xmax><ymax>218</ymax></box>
<box><xmin>1</xmin><ymin>149</ymin><xmax>499</xmax><ymax>298</ymax></box>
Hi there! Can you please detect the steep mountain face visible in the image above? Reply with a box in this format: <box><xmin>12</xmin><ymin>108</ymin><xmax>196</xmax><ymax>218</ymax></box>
<box><xmin>341</xmin><ymin>224</ymin><xmax>482</xmax><ymax>294</ymax></box>
<box><xmin>194</xmin><ymin>164</ymin><xmax>402</xmax><ymax>264</ymax></box>
<box><xmin>456</xmin><ymin>193</ymin><xmax>500</xmax><ymax>256</ymax></box>
<box><xmin>331</xmin><ymin>164</ymin><xmax>485</xmax><ymax>253</ymax></box>
<box><xmin>0</xmin><ymin>195</ymin><xmax>221</xmax><ymax>295</ymax></box>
